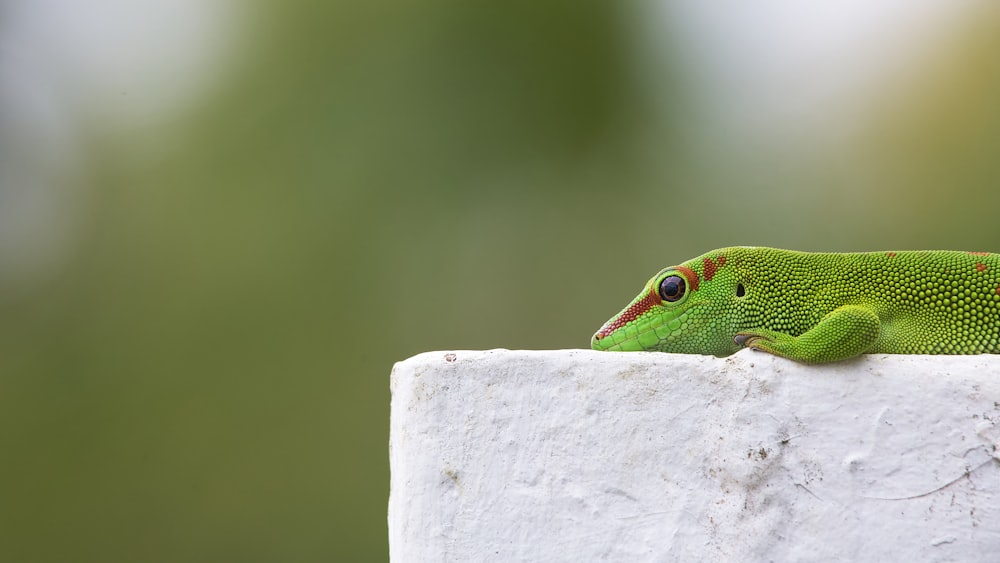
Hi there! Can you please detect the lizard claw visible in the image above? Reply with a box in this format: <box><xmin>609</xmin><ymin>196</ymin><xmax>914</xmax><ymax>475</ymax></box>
<box><xmin>734</xmin><ymin>332</ymin><xmax>769</xmax><ymax>348</ymax></box>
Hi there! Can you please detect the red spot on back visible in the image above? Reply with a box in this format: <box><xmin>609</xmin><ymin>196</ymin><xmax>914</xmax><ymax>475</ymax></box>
<box><xmin>976</xmin><ymin>262</ymin><xmax>987</xmax><ymax>272</ymax></box>
<box><xmin>886</xmin><ymin>252</ymin><xmax>897</xmax><ymax>258</ymax></box>
<box><xmin>702</xmin><ymin>256</ymin><xmax>727</xmax><ymax>282</ymax></box>
<box><xmin>703</xmin><ymin>258</ymin><xmax>717</xmax><ymax>281</ymax></box>
<box><xmin>996</xmin><ymin>284</ymin><xmax>1000</xmax><ymax>295</ymax></box>
<box><xmin>595</xmin><ymin>290</ymin><xmax>662</xmax><ymax>339</ymax></box>
<box><xmin>969</xmin><ymin>251</ymin><xmax>989</xmax><ymax>256</ymax></box>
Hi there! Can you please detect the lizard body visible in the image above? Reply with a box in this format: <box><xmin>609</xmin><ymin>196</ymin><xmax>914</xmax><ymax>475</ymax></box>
<box><xmin>591</xmin><ymin>247</ymin><xmax>1000</xmax><ymax>363</ymax></box>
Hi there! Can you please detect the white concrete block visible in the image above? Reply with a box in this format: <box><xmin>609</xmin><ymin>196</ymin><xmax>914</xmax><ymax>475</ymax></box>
<box><xmin>388</xmin><ymin>349</ymin><xmax>1000</xmax><ymax>562</ymax></box>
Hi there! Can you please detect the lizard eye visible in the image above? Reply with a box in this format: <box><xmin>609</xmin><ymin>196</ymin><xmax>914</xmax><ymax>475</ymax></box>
<box><xmin>658</xmin><ymin>275</ymin><xmax>686</xmax><ymax>302</ymax></box>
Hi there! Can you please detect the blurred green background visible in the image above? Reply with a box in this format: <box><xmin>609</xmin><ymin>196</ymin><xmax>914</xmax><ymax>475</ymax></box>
<box><xmin>1</xmin><ymin>2</ymin><xmax>999</xmax><ymax>561</ymax></box>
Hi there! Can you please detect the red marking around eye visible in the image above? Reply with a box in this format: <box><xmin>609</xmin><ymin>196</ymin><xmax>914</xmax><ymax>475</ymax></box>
<box><xmin>886</xmin><ymin>252</ymin><xmax>897</xmax><ymax>258</ymax></box>
<box><xmin>969</xmin><ymin>251</ymin><xmax>989</xmax><ymax>256</ymax></box>
<box><xmin>703</xmin><ymin>258</ymin><xmax>718</xmax><ymax>281</ymax></box>
<box><xmin>675</xmin><ymin>265</ymin><xmax>699</xmax><ymax>292</ymax></box>
<box><xmin>595</xmin><ymin>290</ymin><xmax>662</xmax><ymax>339</ymax></box>
<box><xmin>976</xmin><ymin>262</ymin><xmax>987</xmax><ymax>272</ymax></box>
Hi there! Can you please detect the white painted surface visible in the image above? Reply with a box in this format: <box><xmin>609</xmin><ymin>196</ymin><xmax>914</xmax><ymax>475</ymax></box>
<box><xmin>388</xmin><ymin>349</ymin><xmax>1000</xmax><ymax>562</ymax></box>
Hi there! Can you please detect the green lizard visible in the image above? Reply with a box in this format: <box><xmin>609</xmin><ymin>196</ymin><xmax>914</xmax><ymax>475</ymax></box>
<box><xmin>591</xmin><ymin>247</ymin><xmax>1000</xmax><ymax>363</ymax></box>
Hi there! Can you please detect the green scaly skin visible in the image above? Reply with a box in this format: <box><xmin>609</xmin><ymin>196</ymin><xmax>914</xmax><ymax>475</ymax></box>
<box><xmin>591</xmin><ymin>247</ymin><xmax>1000</xmax><ymax>364</ymax></box>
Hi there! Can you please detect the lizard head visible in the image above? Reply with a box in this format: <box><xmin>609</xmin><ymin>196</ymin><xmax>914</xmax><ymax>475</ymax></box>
<box><xmin>591</xmin><ymin>251</ymin><xmax>743</xmax><ymax>356</ymax></box>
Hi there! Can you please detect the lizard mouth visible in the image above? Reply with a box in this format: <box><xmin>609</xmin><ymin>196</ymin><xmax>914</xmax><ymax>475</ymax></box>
<box><xmin>592</xmin><ymin>334</ymin><xmax>642</xmax><ymax>352</ymax></box>
<box><xmin>591</xmin><ymin>309</ymin><xmax>693</xmax><ymax>352</ymax></box>
<box><xmin>592</xmin><ymin>288</ymin><xmax>664</xmax><ymax>347</ymax></box>
<box><xmin>591</xmin><ymin>324</ymin><xmax>655</xmax><ymax>352</ymax></box>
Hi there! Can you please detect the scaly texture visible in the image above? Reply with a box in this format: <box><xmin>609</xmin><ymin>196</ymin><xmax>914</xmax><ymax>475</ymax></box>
<box><xmin>591</xmin><ymin>247</ymin><xmax>1000</xmax><ymax>363</ymax></box>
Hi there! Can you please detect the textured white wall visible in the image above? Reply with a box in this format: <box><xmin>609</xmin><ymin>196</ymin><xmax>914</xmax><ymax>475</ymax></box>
<box><xmin>389</xmin><ymin>350</ymin><xmax>1000</xmax><ymax>561</ymax></box>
